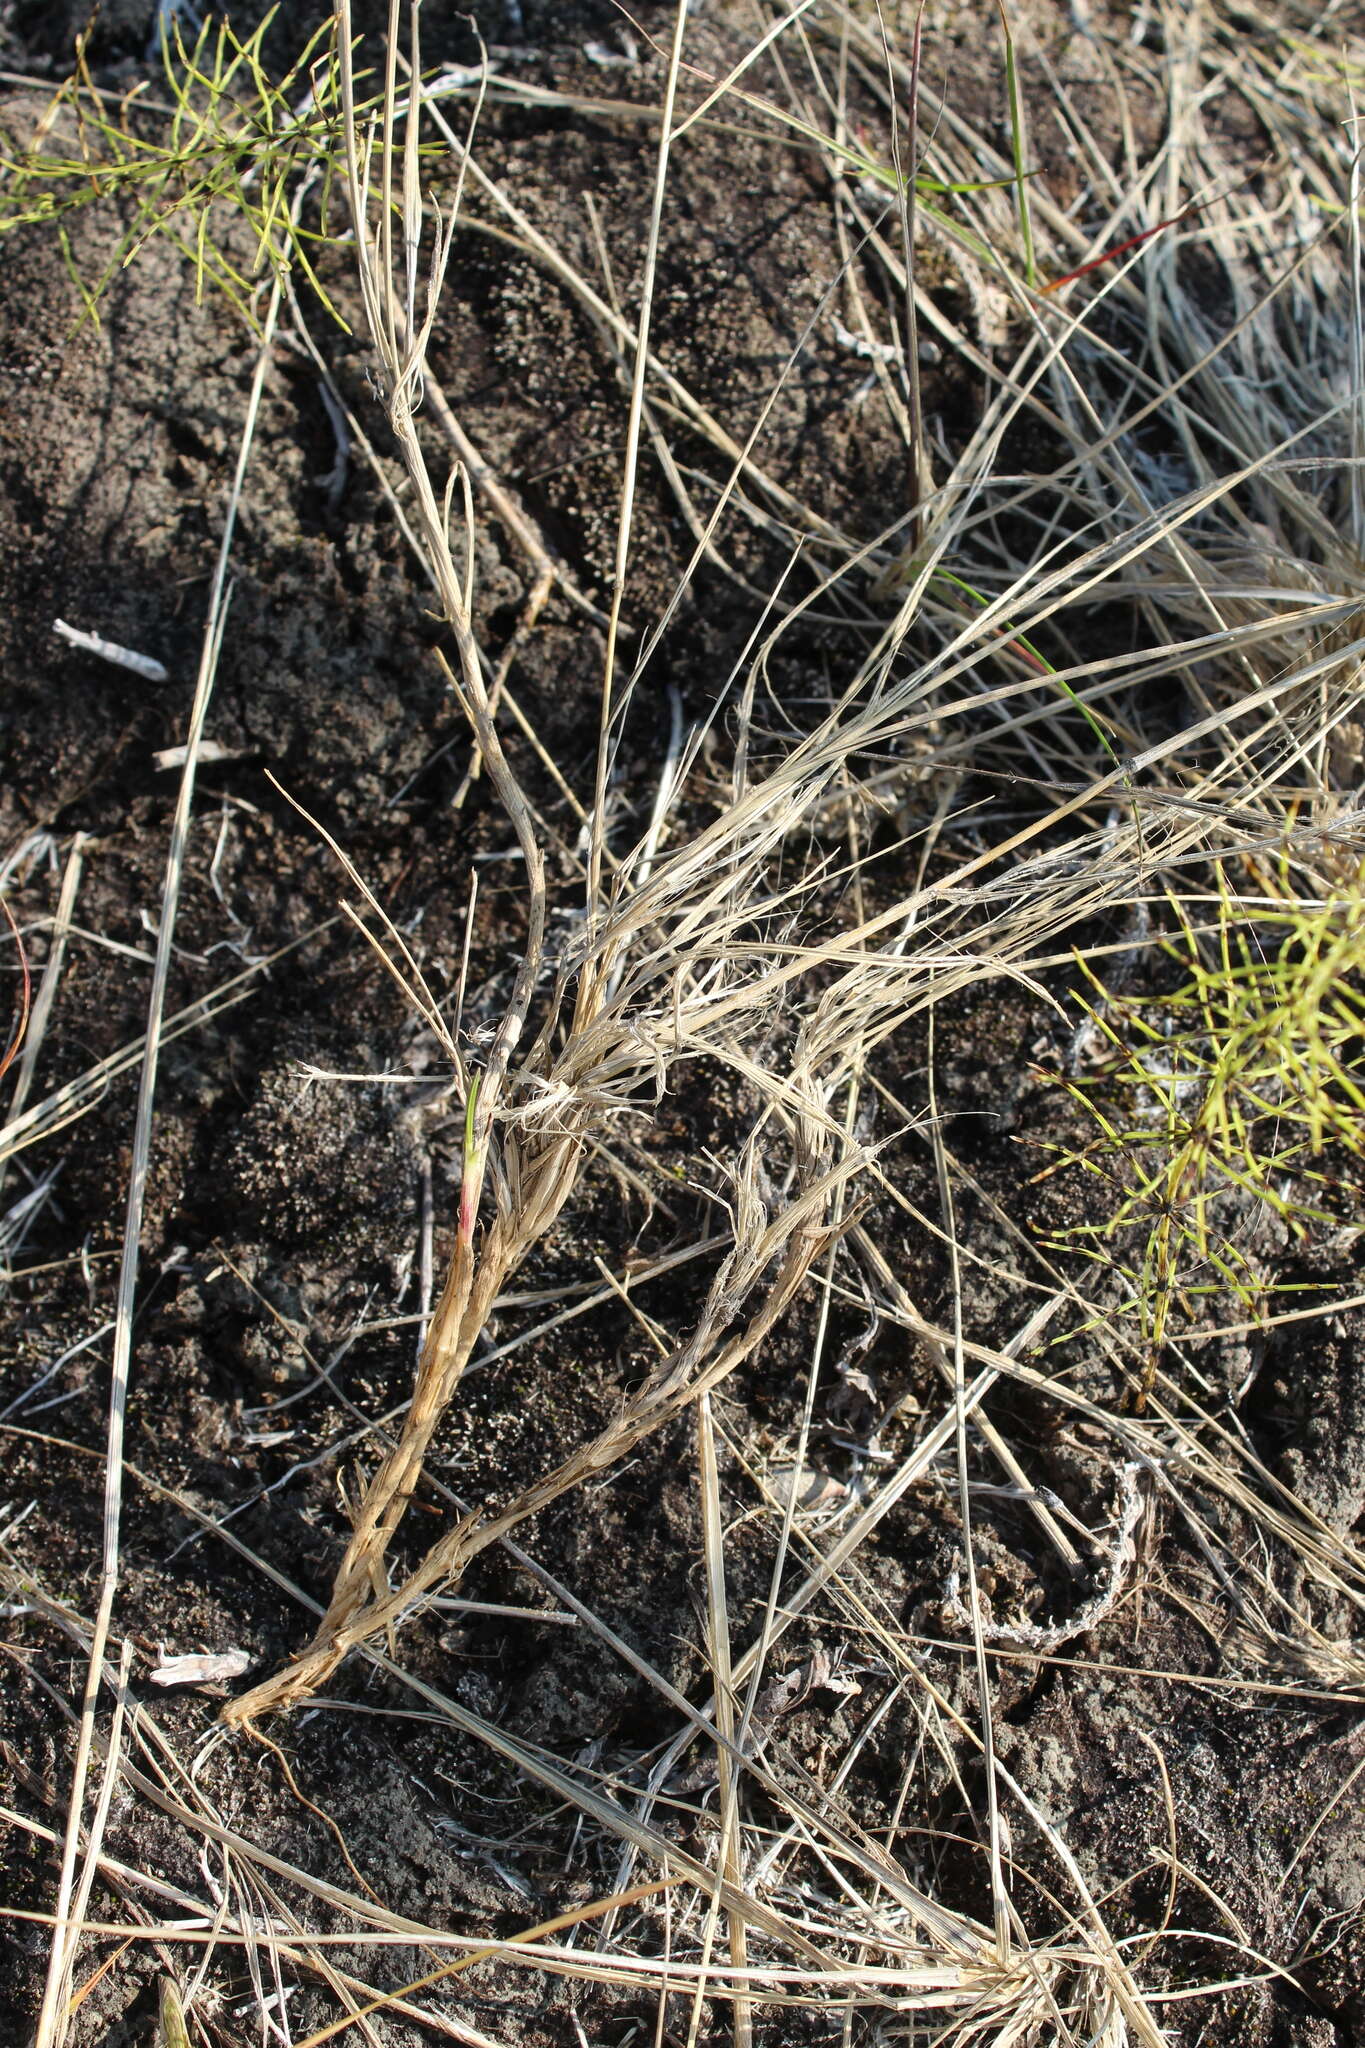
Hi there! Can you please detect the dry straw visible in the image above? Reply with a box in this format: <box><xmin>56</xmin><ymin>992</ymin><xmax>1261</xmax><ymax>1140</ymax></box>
<box><xmin>7</xmin><ymin>0</ymin><xmax>1365</xmax><ymax>2042</ymax></box>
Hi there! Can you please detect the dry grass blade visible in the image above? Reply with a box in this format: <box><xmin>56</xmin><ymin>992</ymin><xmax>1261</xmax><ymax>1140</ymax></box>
<box><xmin>0</xmin><ymin>890</ymin><xmax>32</xmax><ymax>1091</ymax></box>
<box><xmin>694</xmin><ymin>1390</ymin><xmax>751</xmax><ymax>2048</ymax></box>
<box><xmin>8</xmin><ymin>1</ymin><xmax>1365</xmax><ymax>2041</ymax></box>
<box><xmin>290</xmin><ymin>1876</ymin><xmax>682</xmax><ymax>2048</ymax></box>
<box><xmin>33</xmin><ymin>279</ymin><xmax>286</xmax><ymax>2048</ymax></box>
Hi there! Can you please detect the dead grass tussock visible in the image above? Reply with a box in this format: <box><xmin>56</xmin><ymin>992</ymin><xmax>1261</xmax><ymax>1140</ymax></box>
<box><xmin>5</xmin><ymin>0</ymin><xmax>1365</xmax><ymax>2042</ymax></box>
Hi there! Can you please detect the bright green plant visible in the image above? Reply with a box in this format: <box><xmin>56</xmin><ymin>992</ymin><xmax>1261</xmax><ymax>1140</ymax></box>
<box><xmin>1039</xmin><ymin>858</ymin><xmax>1365</xmax><ymax>1406</ymax></box>
<box><xmin>0</xmin><ymin>8</ymin><xmax>346</xmax><ymax>324</ymax></box>
<box><xmin>0</xmin><ymin>3</ymin><xmax>1036</xmax><ymax>338</ymax></box>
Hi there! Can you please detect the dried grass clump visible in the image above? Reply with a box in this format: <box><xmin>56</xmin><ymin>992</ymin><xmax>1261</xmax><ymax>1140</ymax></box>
<box><xmin>12</xmin><ymin>1</ymin><xmax>1365</xmax><ymax>2044</ymax></box>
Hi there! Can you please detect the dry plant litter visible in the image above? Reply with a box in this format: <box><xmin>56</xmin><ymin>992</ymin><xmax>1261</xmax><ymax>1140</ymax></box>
<box><xmin>2</xmin><ymin>0</ymin><xmax>1364</xmax><ymax>2044</ymax></box>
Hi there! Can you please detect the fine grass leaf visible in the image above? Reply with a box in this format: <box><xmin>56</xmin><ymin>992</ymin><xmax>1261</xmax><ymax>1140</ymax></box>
<box><xmin>156</xmin><ymin>1978</ymin><xmax>191</xmax><ymax>2048</ymax></box>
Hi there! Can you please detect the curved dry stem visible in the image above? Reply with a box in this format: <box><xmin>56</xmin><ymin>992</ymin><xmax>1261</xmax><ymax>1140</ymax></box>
<box><xmin>227</xmin><ymin>1171</ymin><xmax>837</xmax><ymax>1726</ymax></box>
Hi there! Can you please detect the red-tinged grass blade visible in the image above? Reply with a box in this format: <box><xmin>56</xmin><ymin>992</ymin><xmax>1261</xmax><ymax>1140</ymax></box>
<box><xmin>1040</xmin><ymin>170</ymin><xmax>1259</xmax><ymax>294</ymax></box>
<box><xmin>933</xmin><ymin>566</ymin><xmax>1120</xmax><ymax>761</ymax></box>
<box><xmin>1041</xmin><ymin>208</ymin><xmax>1199</xmax><ymax>294</ymax></box>
<box><xmin>0</xmin><ymin>894</ymin><xmax>31</xmax><ymax>1087</ymax></box>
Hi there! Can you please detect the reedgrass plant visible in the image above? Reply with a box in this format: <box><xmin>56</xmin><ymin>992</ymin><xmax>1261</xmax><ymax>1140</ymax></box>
<box><xmin>222</xmin><ymin>0</ymin><xmax>1083</xmax><ymax>1728</ymax></box>
<box><xmin>9</xmin><ymin>1</ymin><xmax>1365</xmax><ymax>2044</ymax></box>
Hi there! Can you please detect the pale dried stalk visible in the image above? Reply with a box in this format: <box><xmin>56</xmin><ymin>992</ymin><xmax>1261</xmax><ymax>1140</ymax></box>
<box><xmin>227</xmin><ymin>0</ymin><xmax>832</xmax><ymax>1726</ymax></box>
<box><xmin>226</xmin><ymin>0</ymin><xmax>1365</xmax><ymax>1738</ymax></box>
<box><xmin>228</xmin><ymin>1147</ymin><xmax>838</xmax><ymax>1722</ymax></box>
<box><xmin>228</xmin><ymin>0</ymin><xmax>555</xmax><ymax>1724</ymax></box>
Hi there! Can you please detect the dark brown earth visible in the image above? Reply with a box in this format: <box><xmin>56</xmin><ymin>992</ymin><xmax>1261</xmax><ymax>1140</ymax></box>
<box><xmin>0</xmin><ymin>2</ymin><xmax>1362</xmax><ymax>2044</ymax></box>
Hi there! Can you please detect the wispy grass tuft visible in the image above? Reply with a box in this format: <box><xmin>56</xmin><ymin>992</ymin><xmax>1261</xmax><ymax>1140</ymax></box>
<box><xmin>9</xmin><ymin>1</ymin><xmax>1365</xmax><ymax>2043</ymax></box>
